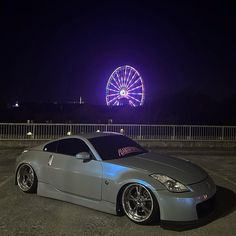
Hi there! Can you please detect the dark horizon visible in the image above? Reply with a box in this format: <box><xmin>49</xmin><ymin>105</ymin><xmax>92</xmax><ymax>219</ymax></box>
<box><xmin>1</xmin><ymin>91</ymin><xmax>236</xmax><ymax>125</ymax></box>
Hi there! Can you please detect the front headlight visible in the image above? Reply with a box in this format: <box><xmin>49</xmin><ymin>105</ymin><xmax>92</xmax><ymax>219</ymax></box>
<box><xmin>150</xmin><ymin>174</ymin><xmax>190</xmax><ymax>193</ymax></box>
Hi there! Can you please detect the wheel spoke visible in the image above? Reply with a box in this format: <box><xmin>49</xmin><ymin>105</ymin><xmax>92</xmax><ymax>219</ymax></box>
<box><xmin>122</xmin><ymin>184</ymin><xmax>154</xmax><ymax>223</ymax></box>
<box><xmin>142</xmin><ymin>198</ymin><xmax>151</xmax><ymax>202</ymax></box>
<box><xmin>17</xmin><ymin>164</ymin><xmax>35</xmax><ymax>192</ymax></box>
<box><xmin>28</xmin><ymin>174</ymin><xmax>33</xmax><ymax>183</ymax></box>
<box><xmin>142</xmin><ymin>205</ymin><xmax>150</xmax><ymax>215</ymax></box>
<box><xmin>127</xmin><ymin>195</ymin><xmax>137</xmax><ymax>201</ymax></box>
<box><xmin>132</xmin><ymin>205</ymin><xmax>138</xmax><ymax>216</ymax></box>
<box><xmin>23</xmin><ymin>169</ymin><xmax>28</xmax><ymax>176</ymax></box>
<box><xmin>135</xmin><ymin>185</ymin><xmax>141</xmax><ymax>196</ymax></box>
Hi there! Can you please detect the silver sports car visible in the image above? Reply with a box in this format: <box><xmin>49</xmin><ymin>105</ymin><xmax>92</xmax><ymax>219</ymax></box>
<box><xmin>15</xmin><ymin>132</ymin><xmax>216</xmax><ymax>224</ymax></box>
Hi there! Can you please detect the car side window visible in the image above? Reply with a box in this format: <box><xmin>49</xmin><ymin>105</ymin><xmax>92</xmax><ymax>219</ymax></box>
<box><xmin>57</xmin><ymin>138</ymin><xmax>90</xmax><ymax>156</ymax></box>
<box><xmin>43</xmin><ymin>141</ymin><xmax>59</xmax><ymax>153</ymax></box>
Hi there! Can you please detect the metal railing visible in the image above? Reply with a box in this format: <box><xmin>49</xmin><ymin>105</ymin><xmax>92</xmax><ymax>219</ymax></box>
<box><xmin>0</xmin><ymin>123</ymin><xmax>236</xmax><ymax>141</ymax></box>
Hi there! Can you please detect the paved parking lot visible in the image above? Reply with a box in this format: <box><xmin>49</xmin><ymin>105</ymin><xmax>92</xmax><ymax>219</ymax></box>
<box><xmin>0</xmin><ymin>147</ymin><xmax>236</xmax><ymax>236</ymax></box>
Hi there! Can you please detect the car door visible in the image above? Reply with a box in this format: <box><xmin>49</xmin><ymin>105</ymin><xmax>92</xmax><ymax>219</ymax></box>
<box><xmin>47</xmin><ymin>138</ymin><xmax>102</xmax><ymax>201</ymax></box>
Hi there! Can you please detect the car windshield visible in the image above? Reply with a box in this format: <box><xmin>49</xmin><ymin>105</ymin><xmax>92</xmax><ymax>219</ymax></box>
<box><xmin>89</xmin><ymin>135</ymin><xmax>148</xmax><ymax>160</ymax></box>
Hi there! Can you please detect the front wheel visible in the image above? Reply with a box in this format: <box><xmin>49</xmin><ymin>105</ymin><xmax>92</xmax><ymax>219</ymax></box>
<box><xmin>17</xmin><ymin>164</ymin><xmax>38</xmax><ymax>193</ymax></box>
<box><xmin>122</xmin><ymin>183</ymin><xmax>159</xmax><ymax>224</ymax></box>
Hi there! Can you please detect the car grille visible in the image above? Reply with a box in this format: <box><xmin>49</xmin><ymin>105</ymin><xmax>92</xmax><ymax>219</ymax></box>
<box><xmin>196</xmin><ymin>195</ymin><xmax>216</xmax><ymax>218</ymax></box>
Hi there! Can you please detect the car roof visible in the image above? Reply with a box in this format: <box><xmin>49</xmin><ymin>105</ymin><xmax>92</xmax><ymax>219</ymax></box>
<box><xmin>47</xmin><ymin>132</ymin><xmax>123</xmax><ymax>143</ymax></box>
<box><xmin>69</xmin><ymin>131</ymin><xmax>122</xmax><ymax>139</ymax></box>
<box><xmin>33</xmin><ymin>132</ymin><xmax>123</xmax><ymax>151</ymax></box>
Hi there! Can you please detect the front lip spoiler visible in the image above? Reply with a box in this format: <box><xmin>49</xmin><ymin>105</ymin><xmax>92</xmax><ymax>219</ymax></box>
<box><xmin>160</xmin><ymin>215</ymin><xmax>215</xmax><ymax>231</ymax></box>
<box><xmin>160</xmin><ymin>194</ymin><xmax>216</xmax><ymax>231</ymax></box>
<box><xmin>160</xmin><ymin>214</ymin><xmax>215</xmax><ymax>231</ymax></box>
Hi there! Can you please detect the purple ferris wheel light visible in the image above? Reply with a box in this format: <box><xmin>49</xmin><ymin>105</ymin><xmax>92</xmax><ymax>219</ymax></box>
<box><xmin>106</xmin><ymin>65</ymin><xmax>145</xmax><ymax>106</ymax></box>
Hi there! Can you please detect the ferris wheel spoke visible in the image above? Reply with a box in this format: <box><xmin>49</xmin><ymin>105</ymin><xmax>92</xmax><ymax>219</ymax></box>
<box><xmin>125</xmin><ymin>67</ymin><xmax>132</xmax><ymax>87</ymax></box>
<box><xmin>128</xmin><ymin>85</ymin><xmax>143</xmax><ymax>92</ymax></box>
<box><xmin>119</xmin><ymin>70</ymin><xmax>124</xmax><ymax>86</ymax></box>
<box><xmin>128</xmin><ymin>92</ymin><xmax>143</xmax><ymax>96</ymax></box>
<box><xmin>124</xmin><ymin>66</ymin><xmax>128</xmax><ymax>85</ymax></box>
<box><xmin>107</xmin><ymin>94</ymin><xmax>121</xmax><ymax>105</ymax></box>
<box><xmin>127</xmin><ymin>94</ymin><xmax>141</xmax><ymax>103</ymax></box>
<box><xmin>115</xmin><ymin>72</ymin><xmax>122</xmax><ymax>88</ymax></box>
<box><xmin>107</xmin><ymin>88</ymin><xmax>119</xmax><ymax>93</ymax></box>
<box><xmin>126</xmin><ymin>71</ymin><xmax>137</xmax><ymax>88</ymax></box>
<box><xmin>112</xmin><ymin>76</ymin><xmax>121</xmax><ymax>89</ymax></box>
<box><xmin>121</xmin><ymin>68</ymin><xmax>125</xmax><ymax>85</ymax></box>
<box><xmin>114</xmin><ymin>100</ymin><xmax>120</xmax><ymax>106</ymax></box>
<box><xmin>121</xmin><ymin>77</ymin><xmax>124</xmax><ymax>86</ymax></box>
<box><xmin>127</xmin><ymin>71</ymin><xmax>140</xmax><ymax>88</ymax></box>
<box><xmin>129</xmin><ymin>99</ymin><xmax>136</xmax><ymax>107</ymax></box>
<box><xmin>107</xmin><ymin>93</ymin><xmax>119</xmax><ymax>97</ymax></box>
<box><xmin>110</xmin><ymin>81</ymin><xmax>120</xmax><ymax>91</ymax></box>
<box><xmin>125</xmin><ymin>68</ymin><xmax>133</xmax><ymax>87</ymax></box>
<box><xmin>127</xmin><ymin>77</ymin><xmax>141</xmax><ymax>90</ymax></box>
<box><xmin>122</xmin><ymin>76</ymin><xmax>126</xmax><ymax>86</ymax></box>
<box><xmin>113</xmin><ymin>74</ymin><xmax>120</xmax><ymax>88</ymax></box>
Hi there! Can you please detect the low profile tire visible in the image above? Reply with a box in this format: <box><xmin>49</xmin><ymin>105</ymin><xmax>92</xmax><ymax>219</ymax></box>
<box><xmin>17</xmin><ymin>164</ymin><xmax>38</xmax><ymax>193</ymax></box>
<box><xmin>122</xmin><ymin>183</ymin><xmax>159</xmax><ymax>224</ymax></box>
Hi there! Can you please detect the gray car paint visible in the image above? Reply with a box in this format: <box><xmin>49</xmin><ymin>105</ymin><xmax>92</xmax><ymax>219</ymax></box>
<box><xmin>48</xmin><ymin>153</ymin><xmax>103</xmax><ymax>200</ymax></box>
<box><xmin>15</xmin><ymin>133</ymin><xmax>216</xmax><ymax>222</ymax></box>
<box><xmin>106</xmin><ymin>152</ymin><xmax>208</xmax><ymax>185</ymax></box>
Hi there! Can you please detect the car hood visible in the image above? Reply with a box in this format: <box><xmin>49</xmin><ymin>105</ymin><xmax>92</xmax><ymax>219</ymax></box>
<box><xmin>107</xmin><ymin>152</ymin><xmax>207</xmax><ymax>185</ymax></box>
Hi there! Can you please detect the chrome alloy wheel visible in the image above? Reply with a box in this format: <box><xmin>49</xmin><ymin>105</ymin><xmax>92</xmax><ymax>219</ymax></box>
<box><xmin>122</xmin><ymin>183</ymin><xmax>154</xmax><ymax>223</ymax></box>
<box><xmin>17</xmin><ymin>164</ymin><xmax>35</xmax><ymax>192</ymax></box>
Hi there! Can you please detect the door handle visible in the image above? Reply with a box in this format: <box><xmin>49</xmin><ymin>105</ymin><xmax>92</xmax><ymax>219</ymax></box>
<box><xmin>48</xmin><ymin>154</ymin><xmax>54</xmax><ymax>166</ymax></box>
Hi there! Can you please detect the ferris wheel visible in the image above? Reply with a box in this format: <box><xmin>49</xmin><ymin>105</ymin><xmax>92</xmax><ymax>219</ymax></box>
<box><xmin>106</xmin><ymin>65</ymin><xmax>145</xmax><ymax>106</ymax></box>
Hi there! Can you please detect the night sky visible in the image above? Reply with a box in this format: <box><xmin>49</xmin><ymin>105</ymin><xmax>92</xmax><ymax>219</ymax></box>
<box><xmin>1</xmin><ymin>1</ymin><xmax>236</xmax><ymax>105</ymax></box>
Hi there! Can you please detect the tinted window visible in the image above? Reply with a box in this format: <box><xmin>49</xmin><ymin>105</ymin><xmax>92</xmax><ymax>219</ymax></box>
<box><xmin>89</xmin><ymin>135</ymin><xmax>147</xmax><ymax>160</ymax></box>
<box><xmin>43</xmin><ymin>141</ymin><xmax>59</xmax><ymax>153</ymax></box>
<box><xmin>57</xmin><ymin>138</ymin><xmax>90</xmax><ymax>156</ymax></box>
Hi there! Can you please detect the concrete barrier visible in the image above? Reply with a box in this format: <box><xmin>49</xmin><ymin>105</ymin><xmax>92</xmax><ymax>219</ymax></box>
<box><xmin>1</xmin><ymin>139</ymin><xmax>236</xmax><ymax>150</ymax></box>
<box><xmin>0</xmin><ymin>140</ymin><xmax>47</xmax><ymax>148</ymax></box>
<box><xmin>137</xmin><ymin>140</ymin><xmax>236</xmax><ymax>149</ymax></box>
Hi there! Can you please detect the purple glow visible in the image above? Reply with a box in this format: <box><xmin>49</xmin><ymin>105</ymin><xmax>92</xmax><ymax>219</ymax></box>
<box><xmin>106</xmin><ymin>65</ymin><xmax>145</xmax><ymax>106</ymax></box>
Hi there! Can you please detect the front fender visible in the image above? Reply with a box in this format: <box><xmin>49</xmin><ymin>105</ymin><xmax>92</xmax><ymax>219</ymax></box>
<box><xmin>101</xmin><ymin>162</ymin><xmax>165</xmax><ymax>204</ymax></box>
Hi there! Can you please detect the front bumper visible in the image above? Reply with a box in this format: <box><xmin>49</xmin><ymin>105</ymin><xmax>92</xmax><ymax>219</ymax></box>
<box><xmin>153</xmin><ymin>176</ymin><xmax>216</xmax><ymax>221</ymax></box>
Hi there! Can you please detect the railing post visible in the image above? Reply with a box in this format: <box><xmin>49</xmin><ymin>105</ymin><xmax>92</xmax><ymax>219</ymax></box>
<box><xmin>139</xmin><ymin>125</ymin><xmax>142</xmax><ymax>140</ymax></box>
<box><xmin>172</xmin><ymin>125</ymin><xmax>175</xmax><ymax>140</ymax></box>
<box><xmin>188</xmin><ymin>126</ymin><xmax>191</xmax><ymax>140</ymax></box>
<box><xmin>222</xmin><ymin>126</ymin><xmax>224</xmax><ymax>141</ymax></box>
<box><xmin>32</xmin><ymin>124</ymin><xmax>35</xmax><ymax>139</ymax></box>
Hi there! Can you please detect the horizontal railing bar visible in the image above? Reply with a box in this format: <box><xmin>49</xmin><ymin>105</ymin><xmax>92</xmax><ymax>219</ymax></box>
<box><xmin>0</xmin><ymin>123</ymin><xmax>236</xmax><ymax>128</ymax></box>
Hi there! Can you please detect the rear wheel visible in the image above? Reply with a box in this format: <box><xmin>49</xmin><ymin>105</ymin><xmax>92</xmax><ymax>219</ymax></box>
<box><xmin>17</xmin><ymin>164</ymin><xmax>37</xmax><ymax>193</ymax></box>
<box><xmin>122</xmin><ymin>183</ymin><xmax>159</xmax><ymax>224</ymax></box>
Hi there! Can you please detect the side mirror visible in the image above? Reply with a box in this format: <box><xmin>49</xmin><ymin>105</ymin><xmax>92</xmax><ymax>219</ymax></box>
<box><xmin>75</xmin><ymin>152</ymin><xmax>91</xmax><ymax>160</ymax></box>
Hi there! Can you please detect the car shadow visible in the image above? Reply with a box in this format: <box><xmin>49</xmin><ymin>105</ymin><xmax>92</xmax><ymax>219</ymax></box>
<box><xmin>160</xmin><ymin>185</ymin><xmax>236</xmax><ymax>231</ymax></box>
